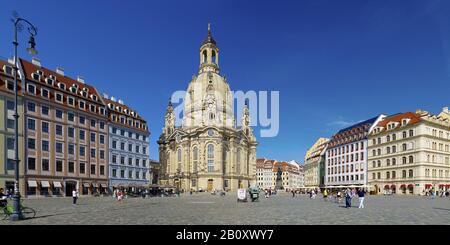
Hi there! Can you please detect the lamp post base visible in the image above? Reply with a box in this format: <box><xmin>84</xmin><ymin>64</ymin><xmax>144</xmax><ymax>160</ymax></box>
<box><xmin>9</xmin><ymin>194</ymin><xmax>23</xmax><ymax>221</ymax></box>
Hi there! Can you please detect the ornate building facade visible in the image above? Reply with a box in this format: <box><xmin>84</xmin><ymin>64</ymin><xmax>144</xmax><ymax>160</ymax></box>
<box><xmin>256</xmin><ymin>158</ymin><xmax>304</xmax><ymax>190</ymax></box>
<box><xmin>158</xmin><ymin>25</ymin><xmax>258</xmax><ymax>192</ymax></box>
<box><xmin>368</xmin><ymin>109</ymin><xmax>450</xmax><ymax>195</ymax></box>
<box><xmin>304</xmin><ymin>138</ymin><xmax>329</xmax><ymax>188</ymax></box>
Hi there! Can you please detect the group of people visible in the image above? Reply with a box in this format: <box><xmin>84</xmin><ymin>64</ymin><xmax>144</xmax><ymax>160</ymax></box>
<box><xmin>315</xmin><ymin>188</ymin><xmax>367</xmax><ymax>208</ymax></box>
<box><xmin>424</xmin><ymin>188</ymin><xmax>450</xmax><ymax>198</ymax></box>
<box><xmin>264</xmin><ymin>188</ymin><xmax>277</xmax><ymax>198</ymax></box>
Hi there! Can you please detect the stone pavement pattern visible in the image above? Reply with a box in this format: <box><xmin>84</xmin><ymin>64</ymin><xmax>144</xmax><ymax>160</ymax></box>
<box><xmin>1</xmin><ymin>193</ymin><xmax>450</xmax><ymax>225</ymax></box>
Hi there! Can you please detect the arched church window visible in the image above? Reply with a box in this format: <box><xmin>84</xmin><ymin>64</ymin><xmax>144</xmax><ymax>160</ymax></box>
<box><xmin>177</xmin><ymin>148</ymin><xmax>182</xmax><ymax>171</ymax></box>
<box><xmin>207</xmin><ymin>144</ymin><xmax>214</xmax><ymax>172</ymax></box>
<box><xmin>193</xmin><ymin>146</ymin><xmax>198</xmax><ymax>173</ymax></box>
<box><xmin>236</xmin><ymin>148</ymin><xmax>241</xmax><ymax>174</ymax></box>
<box><xmin>212</xmin><ymin>50</ymin><xmax>216</xmax><ymax>64</ymax></box>
<box><xmin>203</xmin><ymin>50</ymin><xmax>207</xmax><ymax>64</ymax></box>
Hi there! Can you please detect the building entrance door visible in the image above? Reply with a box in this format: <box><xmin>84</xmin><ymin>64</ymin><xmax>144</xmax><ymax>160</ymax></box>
<box><xmin>207</xmin><ymin>179</ymin><xmax>213</xmax><ymax>191</ymax></box>
<box><xmin>65</xmin><ymin>181</ymin><xmax>77</xmax><ymax>197</ymax></box>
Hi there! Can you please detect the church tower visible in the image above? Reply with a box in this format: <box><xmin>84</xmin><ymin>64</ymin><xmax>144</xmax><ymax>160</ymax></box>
<box><xmin>158</xmin><ymin>24</ymin><xmax>258</xmax><ymax>192</ymax></box>
<box><xmin>199</xmin><ymin>23</ymin><xmax>220</xmax><ymax>74</ymax></box>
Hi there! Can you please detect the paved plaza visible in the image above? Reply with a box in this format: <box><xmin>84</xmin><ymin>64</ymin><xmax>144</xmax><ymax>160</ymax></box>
<box><xmin>1</xmin><ymin>192</ymin><xmax>450</xmax><ymax>225</ymax></box>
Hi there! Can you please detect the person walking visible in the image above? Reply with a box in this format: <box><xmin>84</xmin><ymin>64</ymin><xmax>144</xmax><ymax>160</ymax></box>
<box><xmin>291</xmin><ymin>190</ymin><xmax>295</xmax><ymax>198</ymax></box>
<box><xmin>323</xmin><ymin>189</ymin><xmax>328</xmax><ymax>201</ymax></box>
<box><xmin>72</xmin><ymin>188</ymin><xmax>79</xmax><ymax>205</ymax></box>
<box><xmin>345</xmin><ymin>188</ymin><xmax>352</xmax><ymax>208</ymax></box>
<box><xmin>357</xmin><ymin>188</ymin><xmax>366</xmax><ymax>208</ymax></box>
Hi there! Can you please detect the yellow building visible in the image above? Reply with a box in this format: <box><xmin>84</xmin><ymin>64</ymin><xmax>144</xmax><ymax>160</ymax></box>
<box><xmin>158</xmin><ymin>25</ymin><xmax>258</xmax><ymax>192</ymax></box>
<box><xmin>368</xmin><ymin>109</ymin><xmax>450</xmax><ymax>195</ymax></box>
<box><xmin>304</xmin><ymin>138</ymin><xmax>329</xmax><ymax>188</ymax></box>
<box><xmin>0</xmin><ymin>59</ymin><xmax>26</xmax><ymax>194</ymax></box>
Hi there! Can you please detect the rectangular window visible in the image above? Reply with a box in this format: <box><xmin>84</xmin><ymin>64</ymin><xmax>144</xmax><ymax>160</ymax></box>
<box><xmin>42</xmin><ymin>159</ymin><xmax>49</xmax><ymax>171</ymax></box>
<box><xmin>80</xmin><ymin>162</ymin><xmax>86</xmax><ymax>174</ymax></box>
<box><xmin>100</xmin><ymin>122</ymin><xmax>105</xmax><ymax>130</ymax></box>
<box><xmin>112</xmin><ymin>169</ymin><xmax>117</xmax><ymax>177</ymax></box>
<box><xmin>28</xmin><ymin>138</ymin><xmax>36</xmax><ymax>149</ymax></box>
<box><xmin>136</xmin><ymin>158</ymin><xmax>140</xmax><ymax>166</ymax></box>
<box><xmin>6</xmin><ymin>81</ymin><xmax>14</xmax><ymax>91</ymax></box>
<box><xmin>42</xmin><ymin>89</ymin><xmax>49</xmax><ymax>98</ymax></box>
<box><xmin>68</xmin><ymin>144</ymin><xmax>75</xmax><ymax>155</ymax></box>
<box><xmin>7</xmin><ymin>138</ymin><xmax>15</xmax><ymax>150</ymax></box>
<box><xmin>56</xmin><ymin>160</ymin><xmax>63</xmax><ymax>172</ymax></box>
<box><xmin>41</xmin><ymin>121</ymin><xmax>49</xmax><ymax>133</ymax></box>
<box><xmin>100</xmin><ymin>165</ymin><xmax>105</xmax><ymax>176</ymax></box>
<box><xmin>112</xmin><ymin>155</ymin><xmax>117</xmax><ymax>164</ymax></box>
<box><xmin>112</xmin><ymin>141</ymin><xmax>117</xmax><ymax>149</ymax></box>
<box><xmin>7</xmin><ymin>119</ymin><xmax>14</xmax><ymax>129</ymax></box>
<box><xmin>27</xmin><ymin>102</ymin><xmax>36</xmax><ymax>112</ymax></box>
<box><xmin>79</xmin><ymin>116</ymin><xmax>85</xmax><ymax>125</ymax></box>
<box><xmin>128</xmin><ymin>157</ymin><xmax>133</xmax><ymax>165</ymax></box>
<box><xmin>100</xmin><ymin>150</ymin><xmax>105</xmax><ymax>160</ymax></box>
<box><xmin>41</xmin><ymin>106</ymin><xmax>49</xmax><ymax>116</ymax></box>
<box><xmin>27</xmin><ymin>84</ymin><xmax>36</xmax><ymax>94</ymax></box>
<box><xmin>128</xmin><ymin>171</ymin><xmax>133</xmax><ymax>179</ymax></box>
<box><xmin>56</xmin><ymin>125</ymin><xmax>63</xmax><ymax>136</ymax></box>
<box><xmin>79</xmin><ymin>130</ymin><xmax>85</xmax><ymax>141</ymax></box>
<box><xmin>79</xmin><ymin>101</ymin><xmax>85</xmax><ymax>110</ymax></box>
<box><xmin>90</xmin><ymin>119</ymin><xmax>96</xmax><ymax>128</ymax></box>
<box><xmin>68</xmin><ymin>162</ymin><xmax>75</xmax><ymax>173</ymax></box>
<box><xmin>121</xmin><ymin>142</ymin><xmax>125</xmax><ymax>150</ymax></box>
<box><xmin>135</xmin><ymin>145</ymin><xmax>140</xmax><ymax>153</ymax></box>
<box><xmin>80</xmin><ymin>146</ymin><xmax>86</xmax><ymax>156</ymax></box>
<box><xmin>68</xmin><ymin>97</ymin><xmax>75</xmax><ymax>106</ymax></box>
<box><xmin>56</xmin><ymin>142</ymin><xmax>63</xmax><ymax>153</ymax></box>
<box><xmin>56</xmin><ymin>109</ymin><xmax>63</xmax><ymax>119</ymax></box>
<box><xmin>121</xmin><ymin>156</ymin><xmax>125</xmax><ymax>165</ymax></box>
<box><xmin>90</xmin><ymin>165</ymin><xmax>96</xmax><ymax>175</ymax></box>
<box><xmin>100</xmin><ymin>135</ymin><xmax>105</xmax><ymax>144</ymax></box>
<box><xmin>27</xmin><ymin>118</ymin><xmax>36</xmax><ymax>130</ymax></box>
<box><xmin>90</xmin><ymin>148</ymin><xmax>96</xmax><ymax>158</ymax></box>
<box><xmin>42</xmin><ymin>140</ymin><xmax>49</xmax><ymax>152</ymax></box>
<box><xmin>90</xmin><ymin>133</ymin><xmax>96</xmax><ymax>142</ymax></box>
<box><xmin>28</xmin><ymin>157</ymin><xmax>36</xmax><ymax>170</ymax></box>
<box><xmin>121</xmin><ymin>170</ymin><xmax>125</xmax><ymax>178</ymax></box>
<box><xmin>68</xmin><ymin>112</ymin><xmax>74</xmax><ymax>122</ymax></box>
<box><xmin>68</xmin><ymin>127</ymin><xmax>74</xmax><ymax>138</ymax></box>
<box><xmin>55</xmin><ymin>93</ymin><xmax>63</xmax><ymax>103</ymax></box>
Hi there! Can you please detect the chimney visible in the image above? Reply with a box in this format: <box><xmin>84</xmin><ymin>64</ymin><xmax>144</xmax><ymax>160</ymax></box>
<box><xmin>111</xmin><ymin>96</ymin><xmax>116</xmax><ymax>102</ymax></box>
<box><xmin>77</xmin><ymin>75</ymin><xmax>85</xmax><ymax>84</ymax></box>
<box><xmin>32</xmin><ymin>57</ymin><xmax>41</xmax><ymax>67</ymax></box>
<box><xmin>118</xmin><ymin>99</ymin><xmax>124</xmax><ymax>105</ymax></box>
<box><xmin>103</xmin><ymin>93</ymin><xmax>109</xmax><ymax>99</ymax></box>
<box><xmin>56</xmin><ymin>67</ymin><xmax>65</xmax><ymax>76</ymax></box>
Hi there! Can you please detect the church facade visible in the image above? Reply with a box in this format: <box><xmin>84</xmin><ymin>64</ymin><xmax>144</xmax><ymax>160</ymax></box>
<box><xmin>157</xmin><ymin>25</ymin><xmax>258</xmax><ymax>192</ymax></box>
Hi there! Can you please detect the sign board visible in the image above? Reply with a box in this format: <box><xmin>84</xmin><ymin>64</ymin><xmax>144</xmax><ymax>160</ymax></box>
<box><xmin>237</xmin><ymin>188</ymin><xmax>246</xmax><ymax>200</ymax></box>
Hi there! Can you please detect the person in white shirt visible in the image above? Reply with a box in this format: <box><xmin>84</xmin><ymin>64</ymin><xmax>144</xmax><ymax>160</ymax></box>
<box><xmin>72</xmin><ymin>189</ymin><xmax>79</xmax><ymax>205</ymax></box>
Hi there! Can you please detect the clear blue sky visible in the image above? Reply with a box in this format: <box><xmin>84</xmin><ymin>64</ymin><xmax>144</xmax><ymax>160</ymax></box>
<box><xmin>1</xmin><ymin>0</ymin><xmax>450</xmax><ymax>163</ymax></box>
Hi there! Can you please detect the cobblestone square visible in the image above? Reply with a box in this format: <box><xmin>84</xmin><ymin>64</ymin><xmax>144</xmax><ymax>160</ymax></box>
<box><xmin>1</xmin><ymin>192</ymin><xmax>450</xmax><ymax>225</ymax></box>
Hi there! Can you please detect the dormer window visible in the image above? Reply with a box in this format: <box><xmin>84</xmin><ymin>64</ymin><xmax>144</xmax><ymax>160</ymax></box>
<box><xmin>36</xmin><ymin>70</ymin><xmax>43</xmax><ymax>76</ymax></box>
<box><xmin>401</xmin><ymin>119</ymin><xmax>409</xmax><ymax>126</ymax></box>
<box><xmin>32</xmin><ymin>73</ymin><xmax>41</xmax><ymax>81</ymax></box>
<box><xmin>80</xmin><ymin>91</ymin><xmax>88</xmax><ymax>97</ymax></box>
<box><xmin>70</xmin><ymin>86</ymin><xmax>77</xmax><ymax>94</ymax></box>
<box><xmin>3</xmin><ymin>65</ymin><xmax>13</xmax><ymax>76</ymax></box>
<box><xmin>49</xmin><ymin>74</ymin><xmax>56</xmax><ymax>80</ymax></box>
<box><xmin>45</xmin><ymin>77</ymin><xmax>54</xmax><ymax>86</ymax></box>
<box><xmin>58</xmin><ymin>83</ymin><xmax>66</xmax><ymax>90</ymax></box>
<box><xmin>108</xmin><ymin>103</ymin><xmax>113</xmax><ymax>109</ymax></box>
<box><xmin>124</xmin><ymin>109</ymin><xmax>129</xmax><ymax>114</ymax></box>
<box><xmin>91</xmin><ymin>94</ymin><xmax>97</xmax><ymax>101</ymax></box>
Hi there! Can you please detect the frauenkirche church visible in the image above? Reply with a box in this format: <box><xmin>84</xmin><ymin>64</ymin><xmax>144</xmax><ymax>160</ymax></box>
<box><xmin>158</xmin><ymin>24</ymin><xmax>258</xmax><ymax>191</ymax></box>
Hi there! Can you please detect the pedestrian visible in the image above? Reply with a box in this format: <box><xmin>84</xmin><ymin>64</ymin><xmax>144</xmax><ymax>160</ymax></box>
<box><xmin>0</xmin><ymin>188</ymin><xmax>8</xmax><ymax>208</ymax></box>
<box><xmin>357</xmin><ymin>188</ymin><xmax>366</xmax><ymax>208</ymax></box>
<box><xmin>72</xmin><ymin>188</ymin><xmax>79</xmax><ymax>205</ymax></box>
<box><xmin>345</xmin><ymin>188</ymin><xmax>352</xmax><ymax>208</ymax></box>
<box><xmin>323</xmin><ymin>189</ymin><xmax>328</xmax><ymax>201</ymax></box>
<box><xmin>291</xmin><ymin>190</ymin><xmax>295</xmax><ymax>198</ymax></box>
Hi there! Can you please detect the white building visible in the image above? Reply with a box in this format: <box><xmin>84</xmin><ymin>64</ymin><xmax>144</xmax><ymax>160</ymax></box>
<box><xmin>325</xmin><ymin>115</ymin><xmax>385</xmax><ymax>187</ymax></box>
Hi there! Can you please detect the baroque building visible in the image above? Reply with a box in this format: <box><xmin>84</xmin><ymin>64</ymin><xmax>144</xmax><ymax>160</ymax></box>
<box><xmin>256</xmin><ymin>158</ymin><xmax>304</xmax><ymax>190</ymax></box>
<box><xmin>368</xmin><ymin>109</ymin><xmax>450</xmax><ymax>195</ymax></box>
<box><xmin>158</xmin><ymin>25</ymin><xmax>258</xmax><ymax>192</ymax></box>
<box><xmin>304</xmin><ymin>137</ymin><xmax>329</xmax><ymax>188</ymax></box>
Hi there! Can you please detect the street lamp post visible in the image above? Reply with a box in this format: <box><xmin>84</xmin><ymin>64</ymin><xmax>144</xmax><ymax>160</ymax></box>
<box><xmin>10</xmin><ymin>16</ymin><xmax>37</xmax><ymax>221</ymax></box>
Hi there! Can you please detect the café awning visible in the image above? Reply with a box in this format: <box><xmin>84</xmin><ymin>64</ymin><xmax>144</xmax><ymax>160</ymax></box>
<box><xmin>92</xmin><ymin>183</ymin><xmax>98</xmax><ymax>187</ymax></box>
<box><xmin>41</xmin><ymin>181</ymin><xmax>50</xmax><ymax>188</ymax></box>
<box><xmin>384</xmin><ymin>185</ymin><xmax>390</xmax><ymax>189</ymax></box>
<box><xmin>391</xmin><ymin>185</ymin><xmax>396</xmax><ymax>189</ymax></box>
<box><xmin>400</xmin><ymin>184</ymin><xmax>406</xmax><ymax>189</ymax></box>
<box><xmin>82</xmin><ymin>183</ymin><xmax>91</xmax><ymax>187</ymax></box>
<box><xmin>53</xmin><ymin>182</ymin><xmax>62</xmax><ymax>188</ymax></box>
<box><xmin>407</xmin><ymin>184</ymin><xmax>414</xmax><ymax>188</ymax></box>
<box><xmin>28</xmin><ymin>180</ymin><xmax>38</xmax><ymax>187</ymax></box>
